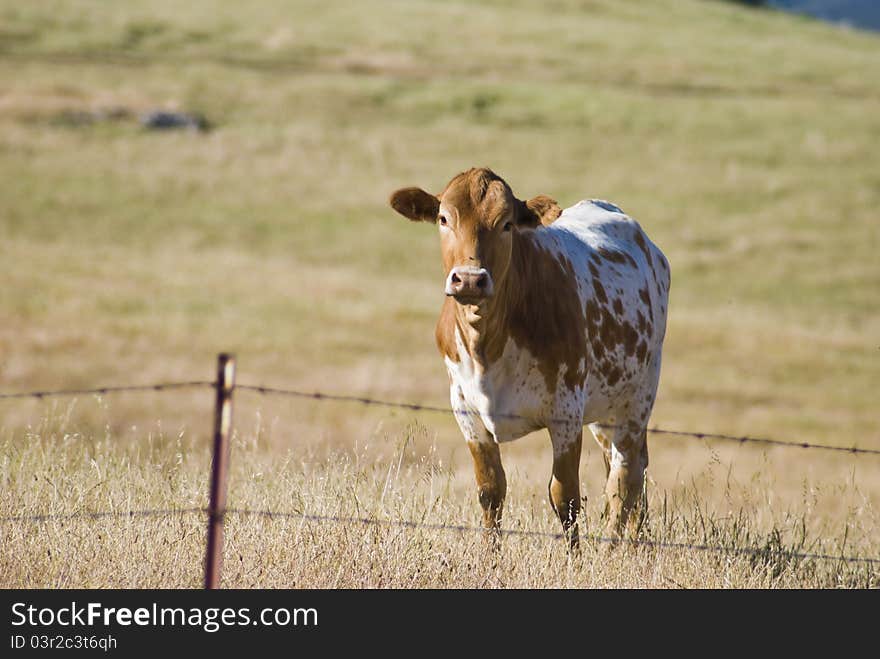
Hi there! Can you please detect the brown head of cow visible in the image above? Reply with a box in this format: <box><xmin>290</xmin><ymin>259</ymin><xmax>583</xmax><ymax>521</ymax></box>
<box><xmin>388</xmin><ymin>167</ymin><xmax>670</xmax><ymax>549</ymax></box>
<box><xmin>389</xmin><ymin>168</ymin><xmax>560</xmax><ymax>306</ymax></box>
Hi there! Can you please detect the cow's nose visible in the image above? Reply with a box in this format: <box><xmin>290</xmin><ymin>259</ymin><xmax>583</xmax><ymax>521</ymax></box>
<box><xmin>446</xmin><ymin>267</ymin><xmax>493</xmax><ymax>300</ymax></box>
<box><xmin>450</xmin><ymin>271</ymin><xmax>487</xmax><ymax>287</ymax></box>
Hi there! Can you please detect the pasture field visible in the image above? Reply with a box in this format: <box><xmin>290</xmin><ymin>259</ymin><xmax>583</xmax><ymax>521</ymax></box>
<box><xmin>1</xmin><ymin>0</ymin><xmax>879</xmax><ymax>587</ymax></box>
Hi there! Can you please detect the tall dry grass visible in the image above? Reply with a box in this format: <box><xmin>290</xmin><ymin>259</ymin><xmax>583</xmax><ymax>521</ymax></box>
<box><xmin>1</xmin><ymin>404</ymin><xmax>876</xmax><ymax>588</ymax></box>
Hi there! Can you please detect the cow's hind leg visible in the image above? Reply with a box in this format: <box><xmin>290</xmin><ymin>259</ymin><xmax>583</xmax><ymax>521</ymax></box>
<box><xmin>547</xmin><ymin>423</ymin><xmax>583</xmax><ymax>550</ymax></box>
<box><xmin>604</xmin><ymin>420</ymin><xmax>649</xmax><ymax>539</ymax></box>
<box><xmin>588</xmin><ymin>422</ymin><xmax>613</xmax><ymax>521</ymax></box>
<box><xmin>588</xmin><ymin>422</ymin><xmax>613</xmax><ymax>479</ymax></box>
<box><xmin>467</xmin><ymin>437</ymin><xmax>506</xmax><ymax>534</ymax></box>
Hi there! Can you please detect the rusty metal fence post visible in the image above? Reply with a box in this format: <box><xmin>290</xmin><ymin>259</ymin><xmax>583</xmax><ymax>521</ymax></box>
<box><xmin>204</xmin><ymin>353</ymin><xmax>235</xmax><ymax>589</ymax></box>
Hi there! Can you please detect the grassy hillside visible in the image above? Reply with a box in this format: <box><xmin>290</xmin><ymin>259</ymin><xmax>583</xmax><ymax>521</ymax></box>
<box><xmin>1</xmin><ymin>0</ymin><xmax>878</xmax><ymax>586</ymax></box>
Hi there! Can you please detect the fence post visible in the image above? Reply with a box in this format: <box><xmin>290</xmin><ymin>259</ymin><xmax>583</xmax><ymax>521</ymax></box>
<box><xmin>204</xmin><ymin>353</ymin><xmax>236</xmax><ymax>589</ymax></box>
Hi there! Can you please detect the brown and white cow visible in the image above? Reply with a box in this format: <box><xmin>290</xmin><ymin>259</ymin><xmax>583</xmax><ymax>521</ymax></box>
<box><xmin>389</xmin><ymin>168</ymin><xmax>669</xmax><ymax>546</ymax></box>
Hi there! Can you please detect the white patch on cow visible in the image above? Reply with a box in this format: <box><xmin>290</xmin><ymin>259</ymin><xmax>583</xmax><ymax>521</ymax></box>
<box><xmin>445</xmin><ymin>327</ymin><xmax>485</xmax><ymax>442</ymax></box>
<box><xmin>446</xmin><ymin>332</ymin><xmax>552</xmax><ymax>443</ymax></box>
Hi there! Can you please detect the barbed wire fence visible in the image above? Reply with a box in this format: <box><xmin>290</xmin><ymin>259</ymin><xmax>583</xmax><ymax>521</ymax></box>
<box><xmin>234</xmin><ymin>384</ymin><xmax>880</xmax><ymax>456</ymax></box>
<box><xmin>2</xmin><ymin>354</ymin><xmax>879</xmax><ymax>586</ymax></box>
<box><xmin>2</xmin><ymin>506</ymin><xmax>879</xmax><ymax>568</ymax></box>
<box><xmin>4</xmin><ymin>379</ymin><xmax>877</xmax><ymax>456</ymax></box>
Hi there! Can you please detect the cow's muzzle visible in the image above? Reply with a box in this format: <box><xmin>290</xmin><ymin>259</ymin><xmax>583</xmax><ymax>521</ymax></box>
<box><xmin>445</xmin><ymin>266</ymin><xmax>493</xmax><ymax>302</ymax></box>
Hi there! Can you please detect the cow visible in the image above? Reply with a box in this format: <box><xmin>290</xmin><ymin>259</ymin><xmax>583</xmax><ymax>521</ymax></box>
<box><xmin>389</xmin><ymin>168</ymin><xmax>670</xmax><ymax>547</ymax></box>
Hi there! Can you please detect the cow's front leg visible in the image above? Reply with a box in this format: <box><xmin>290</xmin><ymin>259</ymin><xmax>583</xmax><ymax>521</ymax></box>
<box><xmin>451</xmin><ymin>383</ymin><xmax>506</xmax><ymax>535</ymax></box>
<box><xmin>605</xmin><ymin>422</ymin><xmax>648</xmax><ymax>539</ymax></box>
<box><xmin>547</xmin><ymin>423</ymin><xmax>583</xmax><ymax>550</ymax></box>
<box><xmin>466</xmin><ymin>436</ymin><xmax>506</xmax><ymax>532</ymax></box>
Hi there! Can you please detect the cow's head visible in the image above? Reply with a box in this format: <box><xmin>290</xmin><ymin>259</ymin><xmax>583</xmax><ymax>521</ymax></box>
<box><xmin>389</xmin><ymin>168</ymin><xmax>560</xmax><ymax>306</ymax></box>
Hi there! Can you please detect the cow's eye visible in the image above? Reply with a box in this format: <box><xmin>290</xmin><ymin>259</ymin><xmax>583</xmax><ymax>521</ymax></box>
<box><xmin>438</xmin><ymin>215</ymin><xmax>447</xmax><ymax>226</ymax></box>
<box><xmin>503</xmin><ymin>222</ymin><xmax>513</xmax><ymax>232</ymax></box>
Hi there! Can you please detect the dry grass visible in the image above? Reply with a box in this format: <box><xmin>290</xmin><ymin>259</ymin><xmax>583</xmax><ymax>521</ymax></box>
<box><xmin>1</xmin><ymin>406</ymin><xmax>876</xmax><ymax>588</ymax></box>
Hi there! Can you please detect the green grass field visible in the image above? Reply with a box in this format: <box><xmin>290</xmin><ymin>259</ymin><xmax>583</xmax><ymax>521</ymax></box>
<box><xmin>1</xmin><ymin>0</ymin><xmax>878</xmax><ymax>587</ymax></box>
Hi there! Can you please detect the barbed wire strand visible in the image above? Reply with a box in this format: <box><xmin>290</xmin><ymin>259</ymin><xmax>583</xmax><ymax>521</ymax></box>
<box><xmin>642</xmin><ymin>425</ymin><xmax>880</xmax><ymax>455</ymax></box>
<box><xmin>0</xmin><ymin>507</ymin><xmax>205</xmax><ymax>524</ymax></box>
<box><xmin>225</xmin><ymin>508</ymin><xmax>880</xmax><ymax>567</ymax></box>
<box><xmin>236</xmin><ymin>383</ymin><xmax>880</xmax><ymax>457</ymax></box>
<box><xmin>1</xmin><ymin>506</ymin><xmax>875</xmax><ymax>567</ymax></box>
<box><xmin>2</xmin><ymin>379</ymin><xmax>878</xmax><ymax>456</ymax></box>
<box><xmin>0</xmin><ymin>381</ymin><xmax>215</xmax><ymax>400</ymax></box>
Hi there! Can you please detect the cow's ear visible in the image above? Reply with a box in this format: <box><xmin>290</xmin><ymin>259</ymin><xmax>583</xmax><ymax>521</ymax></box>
<box><xmin>389</xmin><ymin>187</ymin><xmax>441</xmax><ymax>223</ymax></box>
<box><xmin>526</xmin><ymin>195</ymin><xmax>562</xmax><ymax>226</ymax></box>
<box><xmin>516</xmin><ymin>195</ymin><xmax>561</xmax><ymax>228</ymax></box>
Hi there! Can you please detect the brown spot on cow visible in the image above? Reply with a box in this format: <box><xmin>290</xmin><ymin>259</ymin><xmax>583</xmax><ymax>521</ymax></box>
<box><xmin>636</xmin><ymin>340</ymin><xmax>648</xmax><ymax>364</ymax></box>
<box><xmin>585</xmin><ymin>299</ymin><xmax>601</xmax><ymax>329</ymax></box>
<box><xmin>599</xmin><ymin>307</ymin><xmax>623</xmax><ymax>351</ymax></box>
<box><xmin>623</xmin><ymin>321</ymin><xmax>639</xmax><ymax>356</ymax></box>
<box><xmin>612</xmin><ymin>298</ymin><xmax>624</xmax><ymax>316</ymax></box>
<box><xmin>593</xmin><ymin>279</ymin><xmax>608</xmax><ymax>305</ymax></box>
<box><xmin>597</xmin><ymin>247</ymin><xmax>627</xmax><ymax>265</ymax></box>
<box><xmin>638</xmin><ymin>285</ymin><xmax>656</xmax><ymax>324</ymax></box>
<box><xmin>588</xmin><ymin>261</ymin><xmax>600</xmax><ymax>278</ymax></box>
<box><xmin>636</xmin><ymin>310</ymin><xmax>647</xmax><ymax>333</ymax></box>
<box><xmin>595</xmin><ymin>247</ymin><xmax>637</xmax><ymax>269</ymax></box>
<box><xmin>633</xmin><ymin>230</ymin><xmax>654</xmax><ymax>270</ymax></box>
<box><xmin>481</xmin><ymin>240</ymin><xmax>588</xmax><ymax>393</ymax></box>
<box><xmin>606</xmin><ymin>366</ymin><xmax>622</xmax><ymax>387</ymax></box>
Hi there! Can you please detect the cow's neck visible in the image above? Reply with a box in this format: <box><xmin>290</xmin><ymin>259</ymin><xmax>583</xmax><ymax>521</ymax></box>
<box><xmin>446</xmin><ymin>231</ymin><xmax>531</xmax><ymax>370</ymax></box>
